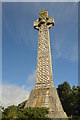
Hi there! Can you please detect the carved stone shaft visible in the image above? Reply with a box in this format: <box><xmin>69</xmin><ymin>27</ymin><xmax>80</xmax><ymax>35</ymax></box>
<box><xmin>34</xmin><ymin>10</ymin><xmax>54</xmax><ymax>89</ymax></box>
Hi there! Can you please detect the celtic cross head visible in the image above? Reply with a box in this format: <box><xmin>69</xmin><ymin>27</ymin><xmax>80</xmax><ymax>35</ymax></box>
<box><xmin>34</xmin><ymin>10</ymin><xmax>54</xmax><ymax>30</ymax></box>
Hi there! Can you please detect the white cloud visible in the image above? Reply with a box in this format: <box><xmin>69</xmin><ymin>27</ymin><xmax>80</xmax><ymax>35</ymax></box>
<box><xmin>26</xmin><ymin>69</ymin><xmax>36</xmax><ymax>91</ymax></box>
<box><xmin>0</xmin><ymin>71</ymin><xmax>36</xmax><ymax>108</ymax></box>
<box><xmin>27</xmin><ymin>69</ymin><xmax>36</xmax><ymax>83</ymax></box>
<box><xmin>52</xmin><ymin>39</ymin><xmax>78</xmax><ymax>62</ymax></box>
<box><xmin>0</xmin><ymin>85</ymin><xmax>2</xmax><ymax>105</ymax></box>
<box><xmin>64</xmin><ymin>43</ymin><xmax>78</xmax><ymax>62</ymax></box>
<box><xmin>0</xmin><ymin>84</ymin><xmax>29</xmax><ymax>108</ymax></box>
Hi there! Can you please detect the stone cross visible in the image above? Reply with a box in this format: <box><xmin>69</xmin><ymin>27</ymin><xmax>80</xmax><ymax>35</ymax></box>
<box><xmin>34</xmin><ymin>10</ymin><xmax>54</xmax><ymax>89</ymax></box>
<box><xmin>25</xmin><ymin>10</ymin><xmax>68</xmax><ymax>119</ymax></box>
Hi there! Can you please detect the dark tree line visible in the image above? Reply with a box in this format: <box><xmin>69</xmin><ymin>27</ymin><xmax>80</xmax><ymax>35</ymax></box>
<box><xmin>1</xmin><ymin>81</ymin><xmax>80</xmax><ymax>119</ymax></box>
<box><xmin>57</xmin><ymin>82</ymin><xmax>80</xmax><ymax>117</ymax></box>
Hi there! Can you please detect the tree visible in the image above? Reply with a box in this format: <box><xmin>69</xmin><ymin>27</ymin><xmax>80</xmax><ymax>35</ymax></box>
<box><xmin>57</xmin><ymin>81</ymin><xmax>72</xmax><ymax>116</ymax></box>
<box><xmin>18</xmin><ymin>107</ymin><xmax>49</xmax><ymax>120</ymax></box>
<box><xmin>2</xmin><ymin>105</ymin><xmax>50</xmax><ymax>120</ymax></box>
<box><xmin>2</xmin><ymin>105</ymin><xmax>18</xmax><ymax>119</ymax></box>
<box><xmin>78</xmin><ymin>86</ymin><xmax>80</xmax><ymax>116</ymax></box>
<box><xmin>57</xmin><ymin>82</ymin><xmax>80</xmax><ymax>117</ymax></box>
<box><xmin>0</xmin><ymin>105</ymin><xmax>5</xmax><ymax>120</ymax></box>
<box><xmin>71</xmin><ymin>86</ymin><xmax>80</xmax><ymax>116</ymax></box>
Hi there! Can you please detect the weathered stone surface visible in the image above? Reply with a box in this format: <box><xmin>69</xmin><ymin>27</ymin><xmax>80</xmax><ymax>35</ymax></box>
<box><xmin>25</xmin><ymin>10</ymin><xmax>68</xmax><ymax>119</ymax></box>
<box><xmin>24</xmin><ymin>88</ymin><xmax>67</xmax><ymax>118</ymax></box>
<box><xmin>35</xmin><ymin>10</ymin><xmax>54</xmax><ymax>89</ymax></box>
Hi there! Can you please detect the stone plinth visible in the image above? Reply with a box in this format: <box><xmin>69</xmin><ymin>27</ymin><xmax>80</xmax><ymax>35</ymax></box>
<box><xmin>25</xmin><ymin>87</ymin><xmax>67</xmax><ymax>118</ymax></box>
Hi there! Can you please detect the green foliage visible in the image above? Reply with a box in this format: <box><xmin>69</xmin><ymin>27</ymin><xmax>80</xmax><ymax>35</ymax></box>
<box><xmin>57</xmin><ymin>82</ymin><xmax>80</xmax><ymax>117</ymax></box>
<box><xmin>18</xmin><ymin>100</ymin><xmax>27</xmax><ymax>109</ymax></box>
<box><xmin>2</xmin><ymin>105</ymin><xmax>49</xmax><ymax>120</ymax></box>
<box><xmin>18</xmin><ymin>107</ymin><xmax>49</xmax><ymax>120</ymax></box>
<box><xmin>78</xmin><ymin>86</ymin><xmax>80</xmax><ymax>116</ymax></box>
<box><xmin>0</xmin><ymin>106</ymin><xmax>5</xmax><ymax>111</ymax></box>
<box><xmin>2</xmin><ymin>105</ymin><xmax>18</xmax><ymax>119</ymax></box>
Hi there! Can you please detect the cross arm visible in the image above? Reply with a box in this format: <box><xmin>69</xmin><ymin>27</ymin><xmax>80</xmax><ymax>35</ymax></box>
<box><xmin>33</xmin><ymin>19</ymin><xmax>40</xmax><ymax>30</ymax></box>
<box><xmin>46</xmin><ymin>17</ymin><xmax>54</xmax><ymax>29</ymax></box>
<box><xmin>34</xmin><ymin>16</ymin><xmax>54</xmax><ymax>30</ymax></box>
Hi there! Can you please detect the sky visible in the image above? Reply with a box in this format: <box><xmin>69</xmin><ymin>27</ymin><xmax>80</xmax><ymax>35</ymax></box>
<box><xmin>1</xmin><ymin>2</ymin><xmax>78</xmax><ymax>107</ymax></box>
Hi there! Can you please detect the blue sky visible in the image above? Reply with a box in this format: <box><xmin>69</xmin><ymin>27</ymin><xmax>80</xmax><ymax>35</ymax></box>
<box><xmin>2</xmin><ymin>2</ymin><xmax>78</xmax><ymax>106</ymax></box>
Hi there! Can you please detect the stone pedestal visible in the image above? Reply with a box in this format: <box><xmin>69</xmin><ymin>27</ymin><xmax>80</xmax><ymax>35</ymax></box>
<box><xmin>25</xmin><ymin>87</ymin><xmax>68</xmax><ymax>118</ymax></box>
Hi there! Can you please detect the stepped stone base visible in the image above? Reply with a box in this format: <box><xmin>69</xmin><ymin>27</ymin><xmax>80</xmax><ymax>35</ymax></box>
<box><xmin>24</xmin><ymin>87</ymin><xmax>68</xmax><ymax>119</ymax></box>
